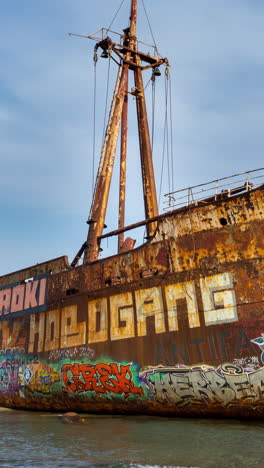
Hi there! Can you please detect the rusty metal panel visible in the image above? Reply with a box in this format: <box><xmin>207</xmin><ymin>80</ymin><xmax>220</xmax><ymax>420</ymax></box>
<box><xmin>155</xmin><ymin>189</ymin><xmax>264</xmax><ymax>241</ymax></box>
<box><xmin>0</xmin><ymin>256</ymin><xmax>71</xmax><ymax>288</ymax></box>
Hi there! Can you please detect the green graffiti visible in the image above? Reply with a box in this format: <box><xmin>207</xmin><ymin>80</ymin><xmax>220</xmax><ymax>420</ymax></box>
<box><xmin>0</xmin><ymin>353</ymin><xmax>145</xmax><ymax>401</ymax></box>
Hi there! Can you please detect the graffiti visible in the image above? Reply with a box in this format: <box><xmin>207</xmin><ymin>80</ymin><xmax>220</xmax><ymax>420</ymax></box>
<box><xmin>0</xmin><ymin>277</ymin><xmax>47</xmax><ymax>319</ymax></box>
<box><xmin>0</xmin><ymin>320</ymin><xmax>27</xmax><ymax>351</ymax></box>
<box><xmin>48</xmin><ymin>345</ymin><xmax>95</xmax><ymax>361</ymax></box>
<box><xmin>29</xmin><ymin>272</ymin><xmax>238</xmax><ymax>353</ymax></box>
<box><xmin>62</xmin><ymin>362</ymin><xmax>144</xmax><ymax>397</ymax></box>
<box><xmin>0</xmin><ymin>359</ymin><xmax>22</xmax><ymax>392</ymax></box>
<box><xmin>251</xmin><ymin>334</ymin><xmax>264</xmax><ymax>364</ymax></box>
<box><xmin>141</xmin><ymin>363</ymin><xmax>264</xmax><ymax>407</ymax></box>
<box><xmin>23</xmin><ymin>366</ymin><xmax>32</xmax><ymax>385</ymax></box>
<box><xmin>79</xmin><ymin>346</ymin><xmax>95</xmax><ymax>358</ymax></box>
<box><xmin>0</xmin><ymin>347</ymin><xmax>25</xmax><ymax>355</ymax></box>
<box><xmin>0</xmin><ymin>357</ymin><xmax>60</xmax><ymax>395</ymax></box>
<box><xmin>233</xmin><ymin>356</ymin><xmax>259</xmax><ymax>370</ymax></box>
<box><xmin>26</xmin><ymin>361</ymin><xmax>60</xmax><ymax>394</ymax></box>
<box><xmin>0</xmin><ymin>342</ymin><xmax>263</xmax><ymax>415</ymax></box>
<box><xmin>0</xmin><ymin>367</ymin><xmax>9</xmax><ymax>391</ymax></box>
<box><xmin>0</xmin><ymin>354</ymin><xmax>143</xmax><ymax>399</ymax></box>
<box><xmin>155</xmin><ymin>328</ymin><xmax>255</xmax><ymax>365</ymax></box>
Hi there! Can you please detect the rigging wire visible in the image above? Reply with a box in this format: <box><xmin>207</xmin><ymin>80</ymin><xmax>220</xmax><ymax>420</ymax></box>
<box><xmin>144</xmin><ymin>77</ymin><xmax>151</xmax><ymax>90</ymax></box>
<box><xmin>105</xmin><ymin>0</ymin><xmax>127</xmax><ymax>36</ymax></box>
<box><xmin>151</xmin><ymin>76</ymin><xmax>156</xmax><ymax>150</ymax></box>
<box><xmin>92</xmin><ymin>52</ymin><xmax>98</xmax><ymax>191</ymax></box>
<box><xmin>158</xmin><ymin>70</ymin><xmax>171</xmax><ymax>207</ymax></box>
<box><xmin>101</xmin><ymin>56</ymin><xmax>111</xmax><ymax>146</ymax></box>
<box><xmin>165</xmin><ymin>76</ymin><xmax>170</xmax><ymax>196</ymax></box>
<box><xmin>141</xmin><ymin>0</ymin><xmax>158</xmax><ymax>53</ymax></box>
<box><xmin>168</xmin><ymin>69</ymin><xmax>175</xmax><ymax>194</ymax></box>
<box><xmin>158</xmin><ymin>95</ymin><xmax>166</xmax><ymax>206</ymax></box>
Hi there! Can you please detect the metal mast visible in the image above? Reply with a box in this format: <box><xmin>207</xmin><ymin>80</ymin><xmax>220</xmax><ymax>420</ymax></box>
<box><xmin>130</xmin><ymin>0</ymin><xmax>159</xmax><ymax>238</ymax></box>
<box><xmin>118</xmin><ymin>27</ymin><xmax>130</xmax><ymax>253</ymax></box>
<box><xmin>81</xmin><ymin>0</ymin><xmax>167</xmax><ymax>263</ymax></box>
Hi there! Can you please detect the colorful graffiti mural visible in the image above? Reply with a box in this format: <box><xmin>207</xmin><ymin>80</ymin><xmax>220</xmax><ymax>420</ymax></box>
<box><xmin>140</xmin><ymin>363</ymin><xmax>264</xmax><ymax>407</ymax></box>
<box><xmin>0</xmin><ymin>349</ymin><xmax>264</xmax><ymax>413</ymax></box>
<box><xmin>61</xmin><ymin>362</ymin><xmax>144</xmax><ymax>397</ymax></box>
<box><xmin>0</xmin><ymin>357</ymin><xmax>60</xmax><ymax>396</ymax></box>
<box><xmin>26</xmin><ymin>361</ymin><xmax>60</xmax><ymax>394</ymax></box>
<box><xmin>0</xmin><ymin>355</ymin><xmax>143</xmax><ymax>401</ymax></box>
<box><xmin>0</xmin><ymin>358</ymin><xmax>21</xmax><ymax>392</ymax></box>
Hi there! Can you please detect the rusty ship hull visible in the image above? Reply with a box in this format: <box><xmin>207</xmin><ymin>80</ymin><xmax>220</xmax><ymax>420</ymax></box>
<box><xmin>0</xmin><ymin>186</ymin><xmax>263</xmax><ymax>418</ymax></box>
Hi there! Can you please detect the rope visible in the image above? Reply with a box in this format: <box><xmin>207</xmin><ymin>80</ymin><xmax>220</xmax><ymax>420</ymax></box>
<box><xmin>92</xmin><ymin>56</ymin><xmax>97</xmax><ymax>191</ymax></box>
<box><xmin>168</xmin><ymin>70</ymin><xmax>174</xmax><ymax>193</ymax></box>
<box><xmin>101</xmin><ymin>57</ymin><xmax>111</xmax><ymax>146</ymax></box>
<box><xmin>105</xmin><ymin>0</ymin><xmax>127</xmax><ymax>36</ymax></box>
<box><xmin>151</xmin><ymin>76</ymin><xmax>156</xmax><ymax>150</ymax></box>
<box><xmin>165</xmin><ymin>76</ymin><xmax>170</xmax><ymax>195</ymax></box>
<box><xmin>158</xmin><ymin>71</ymin><xmax>170</xmax><ymax>207</ymax></box>
<box><xmin>144</xmin><ymin>77</ymin><xmax>151</xmax><ymax>90</ymax></box>
<box><xmin>158</xmin><ymin>81</ymin><xmax>167</xmax><ymax>207</ymax></box>
<box><xmin>158</xmin><ymin>66</ymin><xmax>175</xmax><ymax>208</ymax></box>
<box><xmin>141</xmin><ymin>0</ymin><xmax>158</xmax><ymax>53</ymax></box>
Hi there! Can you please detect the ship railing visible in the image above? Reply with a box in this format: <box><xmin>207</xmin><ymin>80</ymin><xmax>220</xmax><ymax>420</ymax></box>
<box><xmin>163</xmin><ymin>168</ymin><xmax>264</xmax><ymax>211</ymax></box>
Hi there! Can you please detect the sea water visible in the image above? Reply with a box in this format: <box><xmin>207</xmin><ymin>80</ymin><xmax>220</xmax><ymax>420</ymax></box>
<box><xmin>0</xmin><ymin>410</ymin><xmax>263</xmax><ymax>468</ymax></box>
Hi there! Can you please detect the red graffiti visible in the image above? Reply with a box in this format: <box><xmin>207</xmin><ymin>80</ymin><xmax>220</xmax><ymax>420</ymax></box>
<box><xmin>61</xmin><ymin>362</ymin><xmax>143</xmax><ymax>397</ymax></box>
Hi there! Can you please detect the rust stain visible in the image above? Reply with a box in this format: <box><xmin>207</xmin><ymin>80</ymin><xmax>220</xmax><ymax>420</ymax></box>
<box><xmin>155</xmin><ymin>247</ymin><xmax>169</xmax><ymax>268</ymax></box>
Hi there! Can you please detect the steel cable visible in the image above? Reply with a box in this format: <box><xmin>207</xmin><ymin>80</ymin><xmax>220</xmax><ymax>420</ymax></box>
<box><xmin>92</xmin><ymin>59</ymin><xmax>97</xmax><ymax>192</ymax></box>
<box><xmin>151</xmin><ymin>77</ymin><xmax>156</xmax><ymax>150</ymax></box>
<box><xmin>105</xmin><ymin>0</ymin><xmax>127</xmax><ymax>36</ymax></box>
<box><xmin>141</xmin><ymin>0</ymin><xmax>158</xmax><ymax>53</ymax></box>
<box><xmin>102</xmin><ymin>57</ymin><xmax>111</xmax><ymax>146</ymax></box>
<box><xmin>168</xmin><ymin>71</ymin><xmax>174</xmax><ymax>194</ymax></box>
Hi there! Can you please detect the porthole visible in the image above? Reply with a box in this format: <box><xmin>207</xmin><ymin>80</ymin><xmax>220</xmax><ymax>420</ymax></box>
<box><xmin>219</xmin><ymin>217</ymin><xmax>228</xmax><ymax>226</ymax></box>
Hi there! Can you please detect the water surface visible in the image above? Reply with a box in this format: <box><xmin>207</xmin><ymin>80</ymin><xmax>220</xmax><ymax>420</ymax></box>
<box><xmin>0</xmin><ymin>410</ymin><xmax>263</xmax><ymax>468</ymax></box>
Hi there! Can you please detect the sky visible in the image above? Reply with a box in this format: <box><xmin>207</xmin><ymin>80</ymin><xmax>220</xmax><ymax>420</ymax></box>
<box><xmin>0</xmin><ymin>0</ymin><xmax>264</xmax><ymax>276</ymax></box>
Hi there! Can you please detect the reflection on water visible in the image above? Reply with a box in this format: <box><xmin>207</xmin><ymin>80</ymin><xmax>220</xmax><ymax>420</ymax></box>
<box><xmin>0</xmin><ymin>409</ymin><xmax>263</xmax><ymax>468</ymax></box>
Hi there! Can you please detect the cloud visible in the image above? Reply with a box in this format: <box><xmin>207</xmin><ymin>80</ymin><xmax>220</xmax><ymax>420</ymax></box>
<box><xmin>0</xmin><ymin>109</ymin><xmax>12</xmax><ymax>122</ymax></box>
<box><xmin>1</xmin><ymin>0</ymin><xmax>264</xmax><ymax>274</ymax></box>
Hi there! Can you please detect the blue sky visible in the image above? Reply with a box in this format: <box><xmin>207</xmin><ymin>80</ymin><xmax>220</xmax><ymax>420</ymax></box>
<box><xmin>0</xmin><ymin>0</ymin><xmax>264</xmax><ymax>275</ymax></box>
